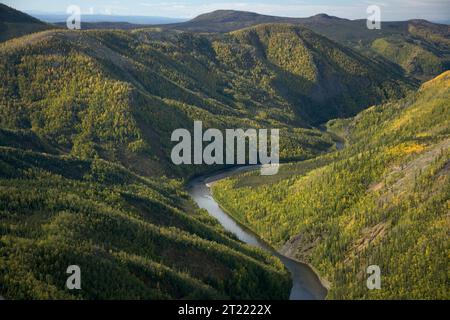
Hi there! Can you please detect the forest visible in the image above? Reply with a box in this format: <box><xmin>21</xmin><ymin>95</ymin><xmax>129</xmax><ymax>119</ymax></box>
<box><xmin>0</xmin><ymin>4</ymin><xmax>448</xmax><ymax>300</ymax></box>
<box><xmin>0</xmin><ymin>146</ymin><xmax>292</xmax><ymax>299</ymax></box>
<box><xmin>212</xmin><ymin>71</ymin><xmax>450</xmax><ymax>299</ymax></box>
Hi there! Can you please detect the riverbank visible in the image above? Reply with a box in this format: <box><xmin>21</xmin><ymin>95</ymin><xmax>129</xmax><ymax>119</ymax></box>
<box><xmin>214</xmin><ymin>193</ymin><xmax>332</xmax><ymax>292</ymax></box>
<box><xmin>187</xmin><ymin>166</ymin><xmax>328</xmax><ymax>300</ymax></box>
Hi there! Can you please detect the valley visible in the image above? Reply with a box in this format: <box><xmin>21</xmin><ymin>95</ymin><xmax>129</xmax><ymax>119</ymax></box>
<box><xmin>212</xmin><ymin>72</ymin><xmax>450</xmax><ymax>299</ymax></box>
<box><xmin>0</xmin><ymin>3</ymin><xmax>448</xmax><ymax>300</ymax></box>
<box><xmin>188</xmin><ymin>166</ymin><xmax>327</xmax><ymax>299</ymax></box>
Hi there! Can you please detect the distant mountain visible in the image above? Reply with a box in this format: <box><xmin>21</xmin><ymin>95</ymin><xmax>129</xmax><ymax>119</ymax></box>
<box><xmin>53</xmin><ymin>21</ymin><xmax>168</xmax><ymax>31</ymax></box>
<box><xmin>161</xmin><ymin>10</ymin><xmax>344</xmax><ymax>33</ymax></box>
<box><xmin>53</xmin><ymin>21</ymin><xmax>150</xmax><ymax>30</ymax></box>
<box><xmin>159</xmin><ymin>9</ymin><xmax>408</xmax><ymax>36</ymax></box>
<box><xmin>29</xmin><ymin>13</ymin><xmax>185</xmax><ymax>25</ymax></box>
<box><xmin>0</xmin><ymin>3</ymin><xmax>53</xmax><ymax>42</ymax></box>
<box><xmin>162</xmin><ymin>10</ymin><xmax>450</xmax><ymax>80</ymax></box>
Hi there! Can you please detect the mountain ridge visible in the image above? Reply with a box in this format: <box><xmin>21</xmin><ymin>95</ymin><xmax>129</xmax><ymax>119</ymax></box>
<box><xmin>158</xmin><ymin>9</ymin><xmax>450</xmax><ymax>80</ymax></box>
<box><xmin>2</xmin><ymin>4</ymin><xmax>447</xmax><ymax>79</ymax></box>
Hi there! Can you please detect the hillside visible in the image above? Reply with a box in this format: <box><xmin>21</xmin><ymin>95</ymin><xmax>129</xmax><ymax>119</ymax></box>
<box><xmin>0</xmin><ymin>145</ymin><xmax>291</xmax><ymax>299</ymax></box>
<box><xmin>0</xmin><ymin>3</ymin><xmax>53</xmax><ymax>42</ymax></box>
<box><xmin>0</xmin><ymin>24</ymin><xmax>412</xmax><ymax>178</ymax></box>
<box><xmin>0</xmin><ymin>4</ymin><xmax>448</xmax><ymax>301</ymax></box>
<box><xmin>298</xmin><ymin>18</ymin><xmax>450</xmax><ymax>80</ymax></box>
<box><xmin>212</xmin><ymin>71</ymin><xmax>450</xmax><ymax>299</ymax></box>
<box><xmin>163</xmin><ymin>10</ymin><xmax>450</xmax><ymax>80</ymax></box>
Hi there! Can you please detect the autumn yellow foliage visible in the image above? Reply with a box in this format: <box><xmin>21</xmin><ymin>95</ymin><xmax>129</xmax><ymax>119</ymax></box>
<box><xmin>387</xmin><ymin>143</ymin><xmax>426</xmax><ymax>156</ymax></box>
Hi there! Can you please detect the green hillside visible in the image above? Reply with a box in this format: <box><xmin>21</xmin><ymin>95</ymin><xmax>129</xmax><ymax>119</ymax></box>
<box><xmin>0</xmin><ymin>24</ymin><xmax>412</xmax><ymax>178</ymax></box>
<box><xmin>212</xmin><ymin>71</ymin><xmax>450</xmax><ymax>299</ymax></box>
<box><xmin>0</xmin><ymin>4</ymin><xmax>448</xmax><ymax>300</ymax></box>
<box><xmin>371</xmin><ymin>38</ymin><xmax>444</xmax><ymax>78</ymax></box>
<box><xmin>301</xmin><ymin>19</ymin><xmax>450</xmax><ymax>80</ymax></box>
<box><xmin>0</xmin><ymin>145</ymin><xmax>291</xmax><ymax>299</ymax></box>
<box><xmin>369</xmin><ymin>21</ymin><xmax>450</xmax><ymax>80</ymax></box>
<box><xmin>162</xmin><ymin>10</ymin><xmax>450</xmax><ymax>80</ymax></box>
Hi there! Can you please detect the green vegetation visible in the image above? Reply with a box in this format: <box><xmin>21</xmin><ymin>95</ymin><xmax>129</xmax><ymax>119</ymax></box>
<box><xmin>371</xmin><ymin>32</ymin><xmax>449</xmax><ymax>81</ymax></box>
<box><xmin>0</xmin><ymin>4</ymin><xmax>448</xmax><ymax>300</ymax></box>
<box><xmin>0</xmin><ymin>22</ymin><xmax>413</xmax><ymax>178</ymax></box>
<box><xmin>162</xmin><ymin>10</ymin><xmax>450</xmax><ymax>81</ymax></box>
<box><xmin>213</xmin><ymin>71</ymin><xmax>450</xmax><ymax>299</ymax></box>
<box><xmin>0</xmin><ymin>146</ymin><xmax>290</xmax><ymax>299</ymax></box>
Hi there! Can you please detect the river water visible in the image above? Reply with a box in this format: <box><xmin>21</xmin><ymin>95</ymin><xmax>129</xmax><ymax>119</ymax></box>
<box><xmin>187</xmin><ymin>166</ymin><xmax>327</xmax><ymax>300</ymax></box>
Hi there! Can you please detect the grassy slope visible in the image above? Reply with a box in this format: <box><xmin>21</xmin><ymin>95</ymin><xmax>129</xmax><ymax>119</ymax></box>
<box><xmin>212</xmin><ymin>71</ymin><xmax>450</xmax><ymax>299</ymax></box>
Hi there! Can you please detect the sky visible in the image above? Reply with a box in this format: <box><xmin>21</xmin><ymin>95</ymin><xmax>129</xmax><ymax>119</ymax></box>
<box><xmin>4</xmin><ymin>0</ymin><xmax>450</xmax><ymax>21</ymax></box>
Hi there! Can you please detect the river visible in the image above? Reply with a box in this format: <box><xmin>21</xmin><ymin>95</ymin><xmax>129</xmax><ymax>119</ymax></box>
<box><xmin>187</xmin><ymin>166</ymin><xmax>328</xmax><ymax>300</ymax></box>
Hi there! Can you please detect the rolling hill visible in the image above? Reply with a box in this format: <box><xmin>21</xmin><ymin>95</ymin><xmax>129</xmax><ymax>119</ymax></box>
<box><xmin>0</xmin><ymin>145</ymin><xmax>291</xmax><ymax>299</ymax></box>
<box><xmin>162</xmin><ymin>10</ymin><xmax>450</xmax><ymax>80</ymax></box>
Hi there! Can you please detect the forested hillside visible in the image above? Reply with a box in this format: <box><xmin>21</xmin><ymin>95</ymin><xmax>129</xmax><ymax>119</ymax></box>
<box><xmin>162</xmin><ymin>10</ymin><xmax>450</xmax><ymax>80</ymax></box>
<box><xmin>0</xmin><ymin>146</ymin><xmax>291</xmax><ymax>299</ymax></box>
<box><xmin>0</xmin><ymin>4</ymin><xmax>448</xmax><ymax>300</ymax></box>
<box><xmin>212</xmin><ymin>71</ymin><xmax>450</xmax><ymax>299</ymax></box>
<box><xmin>0</xmin><ymin>24</ymin><xmax>412</xmax><ymax>177</ymax></box>
<box><xmin>368</xmin><ymin>20</ymin><xmax>450</xmax><ymax>80</ymax></box>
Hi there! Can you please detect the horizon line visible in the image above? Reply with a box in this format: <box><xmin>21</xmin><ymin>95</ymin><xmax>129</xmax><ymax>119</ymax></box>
<box><xmin>22</xmin><ymin>9</ymin><xmax>450</xmax><ymax>24</ymax></box>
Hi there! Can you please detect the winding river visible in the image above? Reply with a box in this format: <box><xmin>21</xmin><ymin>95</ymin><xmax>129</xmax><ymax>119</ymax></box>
<box><xmin>187</xmin><ymin>166</ymin><xmax>328</xmax><ymax>300</ymax></box>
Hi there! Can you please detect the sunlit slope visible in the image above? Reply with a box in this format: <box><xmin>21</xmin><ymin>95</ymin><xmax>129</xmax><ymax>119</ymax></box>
<box><xmin>0</xmin><ymin>25</ymin><xmax>415</xmax><ymax>177</ymax></box>
<box><xmin>213</xmin><ymin>71</ymin><xmax>450</xmax><ymax>299</ymax></box>
<box><xmin>162</xmin><ymin>10</ymin><xmax>450</xmax><ymax>80</ymax></box>
<box><xmin>298</xmin><ymin>18</ymin><xmax>450</xmax><ymax>80</ymax></box>
<box><xmin>228</xmin><ymin>24</ymin><xmax>412</xmax><ymax>120</ymax></box>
